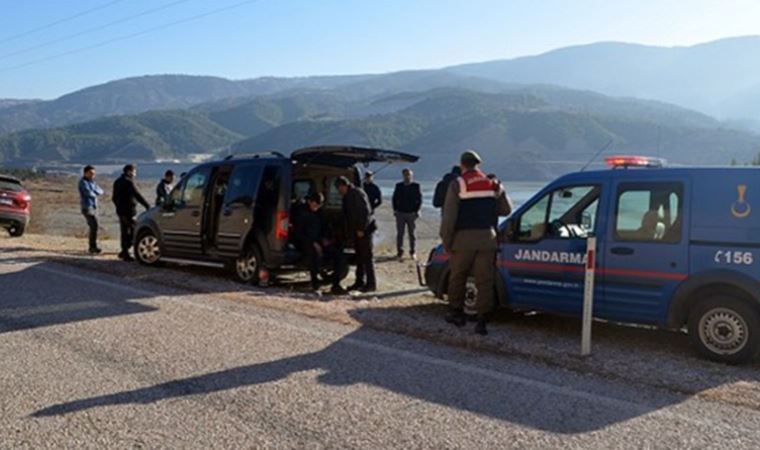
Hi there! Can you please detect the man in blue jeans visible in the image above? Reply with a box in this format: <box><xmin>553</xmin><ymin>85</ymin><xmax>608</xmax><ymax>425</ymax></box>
<box><xmin>78</xmin><ymin>165</ymin><xmax>104</xmax><ymax>254</ymax></box>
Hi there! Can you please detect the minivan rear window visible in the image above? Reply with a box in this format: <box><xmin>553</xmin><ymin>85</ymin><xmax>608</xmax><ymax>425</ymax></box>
<box><xmin>0</xmin><ymin>179</ymin><xmax>22</xmax><ymax>192</ymax></box>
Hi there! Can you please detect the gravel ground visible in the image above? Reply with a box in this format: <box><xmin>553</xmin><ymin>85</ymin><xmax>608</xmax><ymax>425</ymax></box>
<box><xmin>3</xmin><ymin>233</ymin><xmax>760</xmax><ymax>410</ymax></box>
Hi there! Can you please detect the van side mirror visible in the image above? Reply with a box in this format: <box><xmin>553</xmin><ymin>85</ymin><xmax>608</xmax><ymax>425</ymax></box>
<box><xmin>500</xmin><ymin>218</ymin><xmax>517</xmax><ymax>243</ymax></box>
<box><xmin>581</xmin><ymin>211</ymin><xmax>592</xmax><ymax>230</ymax></box>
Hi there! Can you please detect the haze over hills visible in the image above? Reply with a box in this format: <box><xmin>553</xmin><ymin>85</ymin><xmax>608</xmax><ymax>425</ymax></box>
<box><xmin>232</xmin><ymin>88</ymin><xmax>760</xmax><ymax>179</ymax></box>
<box><xmin>2</xmin><ymin>36</ymin><xmax>760</xmax><ymax>178</ymax></box>
<box><xmin>448</xmin><ymin>36</ymin><xmax>760</xmax><ymax>120</ymax></box>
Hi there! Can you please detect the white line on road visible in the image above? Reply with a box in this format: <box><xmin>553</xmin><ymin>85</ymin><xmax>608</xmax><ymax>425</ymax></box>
<box><xmin>24</xmin><ymin>262</ymin><xmax>760</xmax><ymax>435</ymax></box>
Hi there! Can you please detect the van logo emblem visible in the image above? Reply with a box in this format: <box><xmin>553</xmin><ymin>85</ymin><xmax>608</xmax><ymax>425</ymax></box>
<box><xmin>731</xmin><ymin>184</ymin><xmax>751</xmax><ymax>219</ymax></box>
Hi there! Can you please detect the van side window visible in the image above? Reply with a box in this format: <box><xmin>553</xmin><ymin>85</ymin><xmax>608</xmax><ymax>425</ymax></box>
<box><xmin>517</xmin><ymin>185</ymin><xmax>600</xmax><ymax>242</ymax></box>
<box><xmin>179</xmin><ymin>168</ymin><xmax>211</xmax><ymax>208</ymax></box>
<box><xmin>615</xmin><ymin>183</ymin><xmax>683</xmax><ymax>243</ymax></box>
<box><xmin>518</xmin><ymin>194</ymin><xmax>550</xmax><ymax>241</ymax></box>
<box><xmin>547</xmin><ymin>186</ymin><xmax>600</xmax><ymax>239</ymax></box>
<box><xmin>225</xmin><ymin>165</ymin><xmax>263</xmax><ymax>206</ymax></box>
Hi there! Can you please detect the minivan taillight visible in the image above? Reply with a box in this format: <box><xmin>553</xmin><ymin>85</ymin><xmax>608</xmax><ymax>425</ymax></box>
<box><xmin>275</xmin><ymin>210</ymin><xmax>289</xmax><ymax>241</ymax></box>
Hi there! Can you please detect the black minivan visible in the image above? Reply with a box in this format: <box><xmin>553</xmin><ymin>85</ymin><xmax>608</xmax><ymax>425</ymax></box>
<box><xmin>133</xmin><ymin>146</ymin><xmax>418</xmax><ymax>283</ymax></box>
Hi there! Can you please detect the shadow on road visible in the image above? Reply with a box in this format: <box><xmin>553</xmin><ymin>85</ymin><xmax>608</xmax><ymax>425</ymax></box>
<box><xmin>30</xmin><ymin>303</ymin><xmax>760</xmax><ymax>434</ymax></box>
<box><xmin>0</xmin><ymin>261</ymin><xmax>157</xmax><ymax>334</ymax></box>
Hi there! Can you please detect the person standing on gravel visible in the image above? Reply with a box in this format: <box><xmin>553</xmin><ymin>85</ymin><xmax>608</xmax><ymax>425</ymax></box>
<box><xmin>440</xmin><ymin>150</ymin><xmax>512</xmax><ymax>335</ymax></box>
<box><xmin>392</xmin><ymin>168</ymin><xmax>422</xmax><ymax>260</ymax></box>
<box><xmin>78</xmin><ymin>165</ymin><xmax>104</xmax><ymax>255</ymax></box>
<box><xmin>336</xmin><ymin>176</ymin><xmax>377</xmax><ymax>293</ymax></box>
<box><xmin>433</xmin><ymin>166</ymin><xmax>461</xmax><ymax>216</ymax></box>
<box><xmin>155</xmin><ymin>170</ymin><xmax>175</xmax><ymax>206</ymax></box>
<box><xmin>112</xmin><ymin>164</ymin><xmax>150</xmax><ymax>262</ymax></box>
<box><xmin>362</xmin><ymin>171</ymin><xmax>382</xmax><ymax>213</ymax></box>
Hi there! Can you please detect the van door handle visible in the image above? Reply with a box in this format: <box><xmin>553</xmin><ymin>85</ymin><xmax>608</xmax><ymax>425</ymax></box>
<box><xmin>610</xmin><ymin>246</ymin><xmax>634</xmax><ymax>255</ymax></box>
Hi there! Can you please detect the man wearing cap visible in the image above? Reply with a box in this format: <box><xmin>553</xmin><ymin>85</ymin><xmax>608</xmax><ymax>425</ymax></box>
<box><xmin>335</xmin><ymin>176</ymin><xmax>377</xmax><ymax>293</ymax></box>
<box><xmin>363</xmin><ymin>171</ymin><xmax>382</xmax><ymax>213</ymax></box>
<box><xmin>440</xmin><ymin>150</ymin><xmax>513</xmax><ymax>335</ymax></box>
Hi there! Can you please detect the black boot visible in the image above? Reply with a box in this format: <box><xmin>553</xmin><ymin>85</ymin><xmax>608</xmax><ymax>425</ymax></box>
<box><xmin>474</xmin><ymin>314</ymin><xmax>488</xmax><ymax>336</ymax></box>
<box><xmin>346</xmin><ymin>282</ymin><xmax>365</xmax><ymax>291</ymax></box>
<box><xmin>445</xmin><ymin>308</ymin><xmax>467</xmax><ymax>327</ymax></box>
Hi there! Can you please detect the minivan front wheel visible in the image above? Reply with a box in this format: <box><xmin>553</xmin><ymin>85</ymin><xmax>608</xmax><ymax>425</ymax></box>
<box><xmin>135</xmin><ymin>231</ymin><xmax>161</xmax><ymax>266</ymax></box>
<box><xmin>234</xmin><ymin>244</ymin><xmax>261</xmax><ymax>284</ymax></box>
<box><xmin>688</xmin><ymin>295</ymin><xmax>760</xmax><ymax>364</ymax></box>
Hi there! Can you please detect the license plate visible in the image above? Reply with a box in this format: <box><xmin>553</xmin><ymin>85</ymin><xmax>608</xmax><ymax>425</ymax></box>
<box><xmin>0</xmin><ymin>198</ymin><xmax>12</xmax><ymax>206</ymax></box>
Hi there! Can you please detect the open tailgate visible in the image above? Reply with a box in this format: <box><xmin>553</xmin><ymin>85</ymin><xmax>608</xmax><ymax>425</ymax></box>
<box><xmin>291</xmin><ymin>145</ymin><xmax>419</xmax><ymax>167</ymax></box>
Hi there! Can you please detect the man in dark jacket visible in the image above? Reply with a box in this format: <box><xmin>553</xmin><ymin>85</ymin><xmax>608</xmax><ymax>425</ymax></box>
<box><xmin>335</xmin><ymin>176</ymin><xmax>376</xmax><ymax>292</ymax></box>
<box><xmin>433</xmin><ymin>166</ymin><xmax>461</xmax><ymax>215</ymax></box>
<box><xmin>392</xmin><ymin>168</ymin><xmax>422</xmax><ymax>259</ymax></box>
<box><xmin>112</xmin><ymin>164</ymin><xmax>150</xmax><ymax>261</ymax></box>
<box><xmin>292</xmin><ymin>193</ymin><xmax>347</xmax><ymax>296</ymax></box>
<box><xmin>362</xmin><ymin>171</ymin><xmax>382</xmax><ymax>212</ymax></box>
<box><xmin>155</xmin><ymin>170</ymin><xmax>175</xmax><ymax>206</ymax></box>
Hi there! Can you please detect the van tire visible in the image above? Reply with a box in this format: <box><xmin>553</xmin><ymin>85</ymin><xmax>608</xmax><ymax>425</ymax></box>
<box><xmin>135</xmin><ymin>230</ymin><xmax>162</xmax><ymax>266</ymax></box>
<box><xmin>687</xmin><ymin>295</ymin><xmax>760</xmax><ymax>364</ymax></box>
<box><xmin>234</xmin><ymin>244</ymin><xmax>262</xmax><ymax>284</ymax></box>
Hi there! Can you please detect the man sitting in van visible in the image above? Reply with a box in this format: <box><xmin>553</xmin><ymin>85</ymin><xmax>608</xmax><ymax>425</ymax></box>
<box><xmin>293</xmin><ymin>193</ymin><xmax>347</xmax><ymax>296</ymax></box>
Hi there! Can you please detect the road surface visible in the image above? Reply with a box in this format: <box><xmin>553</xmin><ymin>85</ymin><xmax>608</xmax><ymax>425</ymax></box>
<box><xmin>1</xmin><ymin>249</ymin><xmax>760</xmax><ymax>448</ymax></box>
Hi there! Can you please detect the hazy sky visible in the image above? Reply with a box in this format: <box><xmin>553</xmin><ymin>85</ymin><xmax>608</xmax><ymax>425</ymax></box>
<box><xmin>1</xmin><ymin>0</ymin><xmax>759</xmax><ymax>99</ymax></box>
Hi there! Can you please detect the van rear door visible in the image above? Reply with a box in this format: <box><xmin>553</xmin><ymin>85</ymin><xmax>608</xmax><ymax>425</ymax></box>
<box><xmin>600</xmin><ymin>178</ymin><xmax>690</xmax><ymax>325</ymax></box>
<box><xmin>291</xmin><ymin>146</ymin><xmax>419</xmax><ymax>167</ymax></box>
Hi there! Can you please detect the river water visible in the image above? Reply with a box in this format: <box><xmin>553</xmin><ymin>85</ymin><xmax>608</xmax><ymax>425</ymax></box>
<box><xmin>375</xmin><ymin>179</ymin><xmax>544</xmax><ymax>216</ymax></box>
<box><xmin>52</xmin><ymin>163</ymin><xmax>545</xmax><ymax>214</ymax></box>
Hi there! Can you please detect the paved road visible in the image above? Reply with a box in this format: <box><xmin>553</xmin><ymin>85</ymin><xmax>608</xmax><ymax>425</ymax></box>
<box><xmin>2</xmin><ymin>251</ymin><xmax>760</xmax><ymax>448</ymax></box>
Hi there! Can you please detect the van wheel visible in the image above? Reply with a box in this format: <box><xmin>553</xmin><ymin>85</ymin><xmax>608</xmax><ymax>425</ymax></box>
<box><xmin>8</xmin><ymin>223</ymin><xmax>25</xmax><ymax>237</ymax></box>
<box><xmin>461</xmin><ymin>277</ymin><xmax>503</xmax><ymax>315</ymax></box>
<box><xmin>135</xmin><ymin>230</ymin><xmax>161</xmax><ymax>266</ymax></box>
<box><xmin>234</xmin><ymin>244</ymin><xmax>261</xmax><ymax>284</ymax></box>
<box><xmin>687</xmin><ymin>296</ymin><xmax>760</xmax><ymax>364</ymax></box>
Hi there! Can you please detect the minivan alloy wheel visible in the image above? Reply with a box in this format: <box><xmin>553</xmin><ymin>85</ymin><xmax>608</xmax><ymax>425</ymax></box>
<box><xmin>698</xmin><ymin>307</ymin><xmax>748</xmax><ymax>355</ymax></box>
<box><xmin>236</xmin><ymin>252</ymin><xmax>258</xmax><ymax>282</ymax></box>
<box><xmin>137</xmin><ymin>234</ymin><xmax>161</xmax><ymax>264</ymax></box>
